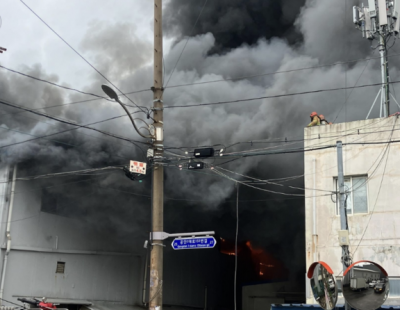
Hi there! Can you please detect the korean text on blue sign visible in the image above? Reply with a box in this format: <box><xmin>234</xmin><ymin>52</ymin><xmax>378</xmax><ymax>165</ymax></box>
<box><xmin>171</xmin><ymin>236</ymin><xmax>216</xmax><ymax>250</ymax></box>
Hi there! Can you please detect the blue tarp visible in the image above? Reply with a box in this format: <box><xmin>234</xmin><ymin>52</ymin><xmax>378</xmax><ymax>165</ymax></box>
<box><xmin>271</xmin><ymin>304</ymin><xmax>400</xmax><ymax>309</ymax></box>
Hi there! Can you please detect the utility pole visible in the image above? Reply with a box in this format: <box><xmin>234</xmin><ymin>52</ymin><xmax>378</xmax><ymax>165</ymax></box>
<box><xmin>379</xmin><ymin>33</ymin><xmax>390</xmax><ymax>116</ymax></box>
<box><xmin>149</xmin><ymin>0</ymin><xmax>164</xmax><ymax>309</ymax></box>
<box><xmin>336</xmin><ymin>141</ymin><xmax>351</xmax><ymax>310</ymax></box>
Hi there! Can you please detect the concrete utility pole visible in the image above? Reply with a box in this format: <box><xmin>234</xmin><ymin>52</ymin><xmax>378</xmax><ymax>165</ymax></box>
<box><xmin>379</xmin><ymin>33</ymin><xmax>390</xmax><ymax>117</ymax></box>
<box><xmin>149</xmin><ymin>0</ymin><xmax>164</xmax><ymax>309</ymax></box>
<box><xmin>336</xmin><ymin>141</ymin><xmax>351</xmax><ymax>310</ymax></box>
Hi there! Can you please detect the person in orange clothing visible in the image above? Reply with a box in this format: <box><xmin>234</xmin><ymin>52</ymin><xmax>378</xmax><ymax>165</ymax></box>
<box><xmin>307</xmin><ymin>112</ymin><xmax>320</xmax><ymax>127</ymax></box>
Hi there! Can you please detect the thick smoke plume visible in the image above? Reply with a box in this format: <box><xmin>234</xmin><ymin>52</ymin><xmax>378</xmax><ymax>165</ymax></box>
<box><xmin>164</xmin><ymin>0</ymin><xmax>306</xmax><ymax>52</ymax></box>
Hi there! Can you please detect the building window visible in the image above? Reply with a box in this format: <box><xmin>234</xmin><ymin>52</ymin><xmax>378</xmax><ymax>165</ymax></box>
<box><xmin>335</xmin><ymin>176</ymin><xmax>368</xmax><ymax>215</ymax></box>
<box><xmin>56</xmin><ymin>261</ymin><xmax>65</xmax><ymax>274</ymax></box>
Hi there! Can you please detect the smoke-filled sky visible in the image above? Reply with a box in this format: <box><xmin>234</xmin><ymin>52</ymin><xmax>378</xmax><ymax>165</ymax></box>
<box><xmin>1</xmin><ymin>0</ymin><xmax>400</xmax><ymax>305</ymax></box>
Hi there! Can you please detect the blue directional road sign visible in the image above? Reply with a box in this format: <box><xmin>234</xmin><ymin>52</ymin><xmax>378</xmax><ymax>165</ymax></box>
<box><xmin>171</xmin><ymin>236</ymin><xmax>217</xmax><ymax>250</ymax></box>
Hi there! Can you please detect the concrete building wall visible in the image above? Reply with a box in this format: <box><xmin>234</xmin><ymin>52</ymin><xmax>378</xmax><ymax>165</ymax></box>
<box><xmin>0</xmin><ymin>169</ymin><xmax>143</xmax><ymax>306</ymax></box>
<box><xmin>304</xmin><ymin>117</ymin><xmax>400</xmax><ymax>304</ymax></box>
<box><xmin>241</xmin><ymin>281</ymin><xmax>288</xmax><ymax>310</ymax></box>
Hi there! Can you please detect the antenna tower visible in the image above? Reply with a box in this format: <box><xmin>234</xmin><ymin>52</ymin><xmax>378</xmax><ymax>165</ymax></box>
<box><xmin>354</xmin><ymin>0</ymin><xmax>400</xmax><ymax>118</ymax></box>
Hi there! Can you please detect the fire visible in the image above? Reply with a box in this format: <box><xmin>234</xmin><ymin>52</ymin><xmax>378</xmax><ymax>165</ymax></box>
<box><xmin>220</xmin><ymin>237</ymin><xmax>240</xmax><ymax>256</ymax></box>
<box><xmin>219</xmin><ymin>238</ymin><xmax>288</xmax><ymax>282</ymax></box>
<box><xmin>260</xmin><ymin>263</ymin><xmax>275</xmax><ymax>267</ymax></box>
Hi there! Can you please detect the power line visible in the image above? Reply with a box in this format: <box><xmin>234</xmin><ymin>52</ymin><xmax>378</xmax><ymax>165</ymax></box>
<box><xmin>164</xmin><ymin>0</ymin><xmax>208</xmax><ymax>88</ymax></box>
<box><xmin>164</xmin><ymin>117</ymin><xmax>389</xmax><ymax>151</ymax></box>
<box><xmin>213</xmin><ymin>168</ymin><xmax>304</xmax><ymax>197</ymax></box>
<box><xmin>163</xmin><ymin>80</ymin><xmax>400</xmax><ymax>109</ymax></box>
<box><xmin>217</xmin><ymin>166</ymin><xmax>332</xmax><ymax>193</ymax></box>
<box><xmin>333</xmin><ymin>57</ymin><xmax>372</xmax><ymax>122</ymax></box>
<box><xmin>0</xmin><ymin>98</ymin><xmax>150</xmax><ymax>150</ymax></box>
<box><xmin>211</xmin><ymin>134</ymin><xmax>400</xmax><ymax>159</ymax></box>
<box><xmin>0</xmin><ymin>65</ymin><xmax>111</xmax><ymax>101</ymax></box>
<box><xmin>20</xmin><ymin>0</ymin><xmax>150</xmax><ymax>118</ymax></box>
<box><xmin>0</xmin><ymin>105</ymin><xmax>147</xmax><ymax>160</ymax></box>
<box><xmin>0</xmin><ymin>114</ymin><xmax>145</xmax><ymax>161</ymax></box>
<box><xmin>223</xmin><ymin>119</ymin><xmax>392</xmax><ymax>157</ymax></box>
<box><xmin>0</xmin><ymin>166</ymin><xmax>123</xmax><ymax>184</ymax></box>
<box><xmin>5</xmin><ymin>44</ymin><xmax>400</xmax><ymax>117</ymax></box>
<box><xmin>4</xmin><ymin>48</ymin><xmax>400</xmax><ymax>119</ymax></box>
<box><xmin>0</xmin><ymin>64</ymin><xmax>149</xmax><ymax>112</ymax></box>
<box><xmin>162</xmin><ymin>52</ymin><xmax>400</xmax><ymax>91</ymax></box>
<box><xmin>351</xmin><ymin>121</ymin><xmax>396</xmax><ymax>255</ymax></box>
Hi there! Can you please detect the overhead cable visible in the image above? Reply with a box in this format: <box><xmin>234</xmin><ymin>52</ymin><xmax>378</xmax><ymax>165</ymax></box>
<box><xmin>164</xmin><ymin>0</ymin><xmax>208</xmax><ymax>88</ymax></box>
<box><xmin>0</xmin><ymin>109</ymin><xmax>145</xmax><ymax>160</ymax></box>
<box><xmin>163</xmin><ymin>80</ymin><xmax>400</xmax><ymax>109</ymax></box>
<box><xmin>1</xmin><ymin>166</ymin><xmax>123</xmax><ymax>183</ymax></box>
<box><xmin>217</xmin><ymin>166</ymin><xmax>332</xmax><ymax>193</ymax></box>
<box><xmin>162</xmin><ymin>51</ymin><xmax>400</xmax><ymax>91</ymax></box>
<box><xmin>0</xmin><ymin>64</ymin><xmax>148</xmax><ymax>111</ymax></box>
<box><xmin>351</xmin><ymin>128</ymin><xmax>394</xmax><ymax>255</ymax></box>
<box><xmin>0</xmin><ymin>98</ymin><xmax>150</xmax><ymax>149</ymax></box>
<box><xmin>20</xmin><ymin>0</ymin><xmax>150</xmax><ymax>117</ymax></box>
<box><xmin>0</xmin><ymin>65</ymin><xmax>111</xmax><ymax>101</ymax></box>
<box><xmin>164</xmin><ymin>117</ymin><xmax>388</xmax><ymax>151</ymax></box>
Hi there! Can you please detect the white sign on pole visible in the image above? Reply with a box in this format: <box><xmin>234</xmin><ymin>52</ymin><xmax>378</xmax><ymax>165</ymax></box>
<box><xmin>129</xmin><ymin>160</ymin><xmax>147</xmax><ymax>175</ymax></box>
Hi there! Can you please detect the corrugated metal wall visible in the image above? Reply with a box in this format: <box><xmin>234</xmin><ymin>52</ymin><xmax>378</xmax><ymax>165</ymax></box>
<box><xmin>0</xmin><ymin>174</ymin><xmax>143</xmax><ymax>306</ymax></box>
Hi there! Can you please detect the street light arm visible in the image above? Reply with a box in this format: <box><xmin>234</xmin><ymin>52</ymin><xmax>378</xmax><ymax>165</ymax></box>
<box><xmin>115</xmin><ymin>98</ymin><xmax>153</xmax><ymax>139</ymax></box>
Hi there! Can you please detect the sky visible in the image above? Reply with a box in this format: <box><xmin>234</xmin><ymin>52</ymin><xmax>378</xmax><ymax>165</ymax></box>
<box><xmin>1</xmin><ymin>0</ymin><xmax>400</xmax><ymax>307</ymax></box>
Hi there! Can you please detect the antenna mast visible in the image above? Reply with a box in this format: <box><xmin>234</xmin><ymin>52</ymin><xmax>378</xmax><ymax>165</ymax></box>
<box><xmin>354</xmin><ymin>0</ymin><xmax>400</xmax><ymax>118</ymax></box>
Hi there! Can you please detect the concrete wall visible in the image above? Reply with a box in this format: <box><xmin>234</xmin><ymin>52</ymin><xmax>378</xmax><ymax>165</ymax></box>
<box><xmin>0</xmin><ymin>170</ymin><xmax>142</xmax><ymax>306</ymax></box>
<box><xmin>304</xmin><ymin>117</ymin><xmax>400</xmax><ymax>304</ymax></box>
<box><xmin>241</xmin><ymin>281</ymin><xmax>288</xmax><ymax>310</ymax></box>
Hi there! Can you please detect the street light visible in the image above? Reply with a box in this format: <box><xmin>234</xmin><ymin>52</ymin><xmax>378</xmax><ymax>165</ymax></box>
<box><xmin>101</xmin><ymin>85</ymin><xmax>153</xmax><ymax>139</ymax></box>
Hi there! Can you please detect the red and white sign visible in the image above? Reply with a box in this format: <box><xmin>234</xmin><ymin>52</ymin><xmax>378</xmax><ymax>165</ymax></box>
<box><xmin>129</xmin><ymin>160</ymin><xmax>147</xmax><ymax>175</ymax></box>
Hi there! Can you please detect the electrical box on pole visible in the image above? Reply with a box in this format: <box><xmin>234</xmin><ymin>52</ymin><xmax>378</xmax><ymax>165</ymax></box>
<box><xmin>194</xmin><ymin>148</ymin><xmax>214</xmax><ymax>158</ymax></box>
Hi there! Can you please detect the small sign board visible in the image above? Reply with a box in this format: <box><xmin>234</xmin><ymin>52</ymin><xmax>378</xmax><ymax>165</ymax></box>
<box><xmin>130</xmin><ymin>160</ymin><xmax>147</xmax><ymax>175</ymax></box>
<box><xmin>172</xmin><ymin>236</ymin><xmax>216</xmax><ymax>250</ymax></box>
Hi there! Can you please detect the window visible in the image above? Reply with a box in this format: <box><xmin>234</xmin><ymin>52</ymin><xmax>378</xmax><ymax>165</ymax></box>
<box><xmin>335</xmin><ymin>176</ymin><xmax>368</xmax><ymax>215</ymax></box>
<box><xmin>56</xmin><ymin>261</ymin><xmax>65</xmax><ymax>274</ymax></box>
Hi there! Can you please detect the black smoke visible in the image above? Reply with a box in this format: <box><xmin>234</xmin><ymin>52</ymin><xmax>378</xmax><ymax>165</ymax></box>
<box><xmin>164</xmin><ymin>0</ymin><xmax>306</xmax><ymax>52</ymax></box>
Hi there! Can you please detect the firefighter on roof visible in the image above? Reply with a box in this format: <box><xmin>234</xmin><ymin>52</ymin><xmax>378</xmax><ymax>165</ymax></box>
<box><xmin>307</xmin><ymin>112</ymin><xmax>320</xmax><ymax>127</ymax></box>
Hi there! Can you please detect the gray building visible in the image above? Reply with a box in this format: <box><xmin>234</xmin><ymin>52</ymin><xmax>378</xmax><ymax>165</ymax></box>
<box><xmin>0</xmin><ymin>165</ymin><xmax>143</xmax><ymax>309</ymax></box>
<box><xmin>0</xmin><ymin>164</ymin><xmax>226</xmax><ymax>310</ymax></box>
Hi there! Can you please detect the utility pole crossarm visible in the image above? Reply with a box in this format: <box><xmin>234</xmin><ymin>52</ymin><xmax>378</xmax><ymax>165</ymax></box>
<box><xmin>151</xmin><ymin>231</ymin><xmax>216</xmax><ymax>240</ymax></box>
